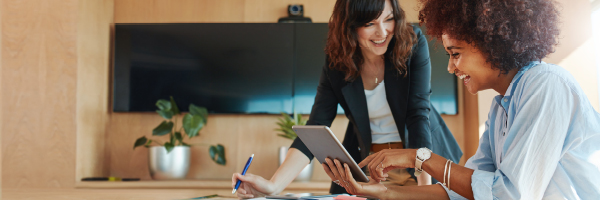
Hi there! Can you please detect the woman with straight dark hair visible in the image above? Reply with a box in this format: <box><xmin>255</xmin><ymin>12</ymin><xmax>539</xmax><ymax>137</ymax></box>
<box><xmin>231</xmin><ymin>0</ymin><xmax>462</xmax><ymax>197</ymax></box>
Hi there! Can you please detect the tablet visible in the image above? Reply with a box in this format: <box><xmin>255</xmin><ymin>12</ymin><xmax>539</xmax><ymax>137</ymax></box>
<box><xmin>292</xmin><ymin>125</ymin><xmax>369</xmax><ymax>182</ymax></box>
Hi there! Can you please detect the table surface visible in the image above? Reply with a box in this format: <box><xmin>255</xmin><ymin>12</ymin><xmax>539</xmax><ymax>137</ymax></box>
<box><xmin>3</xmin><ymin>188</ymin><xmax>331</xmax><ymax>200</ymax></box>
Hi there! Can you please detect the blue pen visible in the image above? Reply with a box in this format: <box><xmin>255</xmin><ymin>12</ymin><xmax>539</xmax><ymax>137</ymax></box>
<box><xmin>232</xmin><ymin>154</ymin><xmax>254</xmax><ymax>194</ymax></box>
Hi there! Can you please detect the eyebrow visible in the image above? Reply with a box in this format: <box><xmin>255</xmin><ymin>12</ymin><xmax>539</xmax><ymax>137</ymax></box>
<box><xmin>446</xmin><ymin>46</ymin><xmax>463</xmax><ymax>50</ymax></box>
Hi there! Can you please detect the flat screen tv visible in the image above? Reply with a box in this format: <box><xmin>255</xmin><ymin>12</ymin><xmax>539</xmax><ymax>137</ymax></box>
<box><xmin>113</xmin><ymin>23</ymin><xmax>457</xmax><ymax>115</ymax></box>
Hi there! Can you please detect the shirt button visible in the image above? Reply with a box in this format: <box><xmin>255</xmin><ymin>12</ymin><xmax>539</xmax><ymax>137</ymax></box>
<box><xmin>503</xmin><ymin>98</ymin><xmax>508</xmax><ymax>102</ymax></box>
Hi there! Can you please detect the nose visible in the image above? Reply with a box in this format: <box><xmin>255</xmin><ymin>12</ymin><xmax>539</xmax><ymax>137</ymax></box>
<box><xmin>447</xmin><ymin>59</ymin><xmax>456</xmax><ymax>74</ymax></box>
<box><xmin>375</xmin><ymin>23</ymin><xmax>387</xmax><ymax>37</ymax></box>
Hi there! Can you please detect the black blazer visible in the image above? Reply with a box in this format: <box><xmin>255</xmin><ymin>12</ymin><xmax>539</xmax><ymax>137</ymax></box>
<box><xmin>290</xmin><ymin>26</ymin><xmax>462</xmax><ymax>193</ymax></box>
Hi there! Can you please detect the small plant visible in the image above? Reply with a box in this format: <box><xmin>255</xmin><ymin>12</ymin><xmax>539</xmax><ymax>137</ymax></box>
<box><xmin>275</xmin><ymin>112</ymin><xmax>307</xmax><ymax>140</ymax></box>
<box><xmin>133</xmin><ymin>97</ymin><xmax>226</xmax><ymax>165</ymax></box>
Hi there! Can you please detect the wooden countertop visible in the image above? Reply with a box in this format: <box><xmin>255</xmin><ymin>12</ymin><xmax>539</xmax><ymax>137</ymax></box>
<box><xmin>5</xmin><ymin>185</ymin><xmax>331</xmax><ymax>200</ymax></box>
<box><xmin>75</xmin><ymin>180</ymin><xmax>331</xmax><ymax>190</ymax></box>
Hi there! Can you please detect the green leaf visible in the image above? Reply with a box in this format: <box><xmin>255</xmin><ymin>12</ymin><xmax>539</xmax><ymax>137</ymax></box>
<box><xmin>294</xmin><ymin>113</ymin><xmax>301</xmax><ymax>125</ymax></box>
<box><xmin>275</xmin><ymin>112</ymin><xmax>299</xmax><ymax>140</ymax></box>
<box><xmin>170</xmin><ymin>132</ymin><xmax>175</xmax><ymax>145</ymax></box>
<box><xmin>183</xmin><ymin>113</ymin><xmax>204</xmax><ymax>138</ymax></box>
<box><xmin>300</xmin><ymin>118</ymin><xmax>308</xmax><ymax>125</ymax></box>
<box><xmin>164</xmin><ymin>142</ymin><xmax>174</xmax><ymax>153</ymax></box>
<box><xmin>189</xmin><ymin>104</ymin><xmax>208</xmax><ymax>123</ymax></box>
<box><xmin>209</xmin><ymin>146</ymin><xmax>216</xmax><ymax>161</ymax></box>
<box><xmin>174</xmin><ymin>132</ymin><xmax>183</xmax><ymax>144</ymax></box>
<box><xmin>145</xmin><ymin>139</ymin><xmax>153</xmax><ymax>147</ymax></box>
<box><xmin>156</xmin><ymin>99</ymin><xmax>171</xmax><ymax>111</ymax></box>
<box><xmin>282</xmin><ymin>112</ymin><xmax>293</xmax><ymax>122</ymax></box>
<box><xmin>209</xmin><ymin>144</ymin><xmax>226</xmax><ymax>165</ymax></box>
<box><xmin>181</xmin><ymin>142</ymin><xmax>190</xmax><ymax>147</ymax></box>
<box><xmin>133</xmin><ymin>136</ymin><xmax>147</xmax><ymax>149</ymax></box>
<box><xmin>156</xmin><ymin>110</ymin><xmax>174</xmax><ymax>120</ymax></box>
<box><xmin>169</xmin><ymin>96</ymin><xmax>180</xmax><ymax>115</ymax></box>
<box><xmin>153</xmin><ymin>121</ymin><xmax>174</xmax><ymax>136</ymax></box>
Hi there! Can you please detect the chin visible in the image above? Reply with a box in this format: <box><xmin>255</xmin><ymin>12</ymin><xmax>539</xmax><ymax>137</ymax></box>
<box><xmin>374</xmin><ymin>49</ymin><xmax>388</xmax><ymax>56</ymax></box>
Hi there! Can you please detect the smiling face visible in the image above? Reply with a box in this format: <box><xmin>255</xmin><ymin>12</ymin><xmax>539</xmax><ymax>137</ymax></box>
<box><xmin>442</xmin><ymin>34</ymin><xmax>506</xmax><ymax>94</ymax></box>
<box><xmin>356</xmin><ymin>0</ymin><xmax>395</xmax><ymax>58</ymax></box>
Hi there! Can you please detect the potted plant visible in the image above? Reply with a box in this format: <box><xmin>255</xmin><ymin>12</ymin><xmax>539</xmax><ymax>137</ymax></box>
<box><xmin>275</xmin><ymin>112</ymin><xmax>313</xmax><ymax>182</ymax></box>
<box><xmin>133</xmin><ymin>97</ymin><xmax>226</xmax><ymax>180</ymax></box>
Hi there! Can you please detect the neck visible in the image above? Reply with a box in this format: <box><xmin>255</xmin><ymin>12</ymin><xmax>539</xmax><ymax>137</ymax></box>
<box><xmin>362</xmin><ymin>52</ymin><xmax>384</xmax><ymax>68</ymax></box>
<box><xmin>493</xmin><ymin>69</ymin><xmax>519</xmax><ymax>96</ymax></box>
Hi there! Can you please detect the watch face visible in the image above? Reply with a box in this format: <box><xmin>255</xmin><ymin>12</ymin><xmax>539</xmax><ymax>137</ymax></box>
<box><xmin>417</xmin><ymin>148</ymin><xmax>431</xmax><ymax>159</ymax></box>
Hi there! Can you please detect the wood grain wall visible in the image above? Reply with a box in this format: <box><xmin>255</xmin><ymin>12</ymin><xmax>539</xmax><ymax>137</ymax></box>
<box><xmin>0</xmin><ymin>0</ymin><xmax>3</xmax><ymax>193</ymax></box>
<box><xmin>76</xmin><ymin>0</ymin><xmax>114</xmax><ymax>183</ymax></box>
<box><xmin>2</xmin><ymin>0</ymin><xmax>79</xmax><ymax>188</ymax></box>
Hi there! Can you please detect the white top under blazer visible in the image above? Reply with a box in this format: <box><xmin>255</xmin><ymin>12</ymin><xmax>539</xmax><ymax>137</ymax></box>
<box><xmin>364</xmin><ymin>80</ymin><xmax>402</xmax><ymax>144</ymax></box>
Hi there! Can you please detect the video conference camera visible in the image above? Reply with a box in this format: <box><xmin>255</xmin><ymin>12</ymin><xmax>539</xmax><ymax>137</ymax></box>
<box><xmin>278</xmin><ymin>4</ymin><xmax>312</xmax><ymax>23</ymax></box>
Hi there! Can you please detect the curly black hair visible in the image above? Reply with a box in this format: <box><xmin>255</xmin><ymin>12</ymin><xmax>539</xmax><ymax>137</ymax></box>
<box><xmin>418</xmin><ymin>0</ymin><xmax>560</xmax><ymax>74</ymax></box>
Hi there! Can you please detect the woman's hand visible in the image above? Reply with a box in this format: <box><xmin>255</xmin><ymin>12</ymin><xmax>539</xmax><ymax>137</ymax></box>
<box><xmin>358</xmin><ymin>149</ymin><xmax>417</xmax><ymax>182</ymax></box>
<box><xmin>322</xmin><ymin>158</ymin><xmax>388</xmax><ymax>198</ymax></box>
<box><xmin>231</xmin><ymin>173</ymin><xmax>277</xmax><ymax>199</ymax></box>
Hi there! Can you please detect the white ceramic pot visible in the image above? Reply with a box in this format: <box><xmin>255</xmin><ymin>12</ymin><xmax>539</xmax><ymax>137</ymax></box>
<box><xmin>279</xmin><ymin>146</ymin><xmax>313</xmax><ymax>182</ymax></box>
<box><xmin>148</xmin><ymin>146</ymin><xmax>190</xmax><ymax>180</ymax></box>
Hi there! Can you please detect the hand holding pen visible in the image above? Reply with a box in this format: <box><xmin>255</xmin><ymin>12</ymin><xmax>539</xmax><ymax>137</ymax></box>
<box><xmin>231</xmin><ymin>154</ymin><xmax>279</xmax><ymax>198</ymax></box>
<box><xmin>233</xmin><ymin>154</ymin><xmax>254</xmax><ymax>194</ymax></box>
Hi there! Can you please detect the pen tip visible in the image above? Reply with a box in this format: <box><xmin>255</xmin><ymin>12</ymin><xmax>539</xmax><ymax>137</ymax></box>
<box><xmin>251</xmin><ymin>154</ymin><xmax>254</xmax><ymax>158</ymax></box>
<box><xmin>232</xmin><ymin>189</ymin><xmax>237</xmax><ymax>194</ymax></box>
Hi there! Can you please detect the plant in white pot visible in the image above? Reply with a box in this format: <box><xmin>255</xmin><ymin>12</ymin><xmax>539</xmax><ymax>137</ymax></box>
<box><xmin>133</xmin><ymin>97</ymin><xmax>226</xmax><ymax>180</ymax></box>
<box><xmin>275</xmin><ymin>112</ymin><xmax>313</xmax><ymax>182</ymax></box>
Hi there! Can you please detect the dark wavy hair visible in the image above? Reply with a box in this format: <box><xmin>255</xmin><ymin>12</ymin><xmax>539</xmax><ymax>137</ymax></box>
<box><xmin>326</xmin><ymin>0</ymin><xmax>417</xmax><ymax>81</ymax></box>
<box><xmin>418</xmin><ymin>0</ymin><xmax>560</xmax><ymax>74</ymax></box>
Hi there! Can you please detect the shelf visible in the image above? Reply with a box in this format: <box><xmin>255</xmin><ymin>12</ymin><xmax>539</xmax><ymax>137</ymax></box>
<box><xmin>76</xmin><ymin>180</ymin><xmax>331</xmax><ymax>190</ymax></box>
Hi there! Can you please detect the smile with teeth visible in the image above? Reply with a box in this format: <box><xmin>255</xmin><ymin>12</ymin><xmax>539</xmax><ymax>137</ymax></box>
<box><xmin>372</xmin><ymin>37</ymin><xmax>387</xmax><ymax>44</ymax></box>
<box><xmin>457</xmin><ymin>73</ymin><xmax>471</xmax><ymax>85</ymax></box>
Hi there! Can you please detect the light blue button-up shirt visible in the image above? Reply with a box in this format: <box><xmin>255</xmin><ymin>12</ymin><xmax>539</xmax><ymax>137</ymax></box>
<box><xmin>442</xmin><ymin>61</ymin><xmax>600</xmax><ymax>199</ymax></box>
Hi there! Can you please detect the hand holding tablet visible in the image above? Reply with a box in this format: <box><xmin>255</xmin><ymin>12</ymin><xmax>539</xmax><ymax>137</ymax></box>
<box><xmin>292</xmin><ymin>125</ymin><xmax>369</xmax><ymax>182</ymax></box>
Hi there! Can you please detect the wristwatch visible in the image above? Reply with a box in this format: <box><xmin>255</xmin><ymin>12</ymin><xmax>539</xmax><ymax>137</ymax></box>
<box><xmin>415</xmin><ymin>147</ymin><xmax>432</xmax><ymax>176</ymax></box>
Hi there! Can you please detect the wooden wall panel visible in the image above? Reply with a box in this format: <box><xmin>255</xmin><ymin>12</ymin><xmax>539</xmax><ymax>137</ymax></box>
<box><xmin>2</xmin><ymin>0</ymin><xmax>78</xmax><ymax>188</ymax></box>
<box><xmin>107</xmin><ymin>113</ymin><xmax>348</xmax><ymax>181</ymax></box>
<box><xmin>0</xmin><ymin>0</ymin><xmax>3</xmax><ymax>193</ymax></box>
<box><xmin>398</xmin><ymin>0</ymin><xmax>420</xmax><ymax>23</ymax></box>
<box><xmin>114</xmin><ymin>0</ymin><xmax>245</xmax><ymax>23</ymax></box>
<box><xmin>76</xmin><ymin>0</ymin><xmax>114</xmax><ymax>182</ymax></box>
<box><xmin>243</xmin><ymin>0</ymin><xmax>335</xmax><ymax>22</ymax></box>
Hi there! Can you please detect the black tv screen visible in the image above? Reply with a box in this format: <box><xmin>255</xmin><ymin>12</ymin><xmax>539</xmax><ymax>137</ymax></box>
<box><xmin>114</xmin><ymin>24</ymin><xmax>295</xmax><ymax>113</ymax></box>
<box><xmin>113</xmin><ymin>23</ymin><xmax>457</xmax><ymax>115</ymax></box>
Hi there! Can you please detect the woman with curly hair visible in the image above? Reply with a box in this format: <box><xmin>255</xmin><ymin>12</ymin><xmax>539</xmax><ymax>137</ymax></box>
<box><xmin>231</xmin><ymin>0</ymin><xmax>463</xmax><ymax>198</ymax></box>
<box><xmin>323</xmin><ymin>0</ymin><xmax>600</xmax><ymax>199</ymax></box>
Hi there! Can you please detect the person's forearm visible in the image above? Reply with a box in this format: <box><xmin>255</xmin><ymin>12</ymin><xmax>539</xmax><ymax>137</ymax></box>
<box><xmin>378</xmin><ymin>184</ymin><xmax>449</xmax><ymax>200</ymax></box>
<box><xmin>422</xmin><ymin>154</ymin><xmax>474</xmax><ymax>200</ymax></box>
<box><xmin>269</xmin><ymin>148</ymin><xmax>311</xmax><ymax>194</ymax></box>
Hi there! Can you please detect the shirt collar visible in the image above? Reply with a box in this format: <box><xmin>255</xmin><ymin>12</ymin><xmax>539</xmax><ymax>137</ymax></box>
<box><xmin>494</xmin><ymin>61</ymin><xmax>543</xmax><ymax>109</ymax></box>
